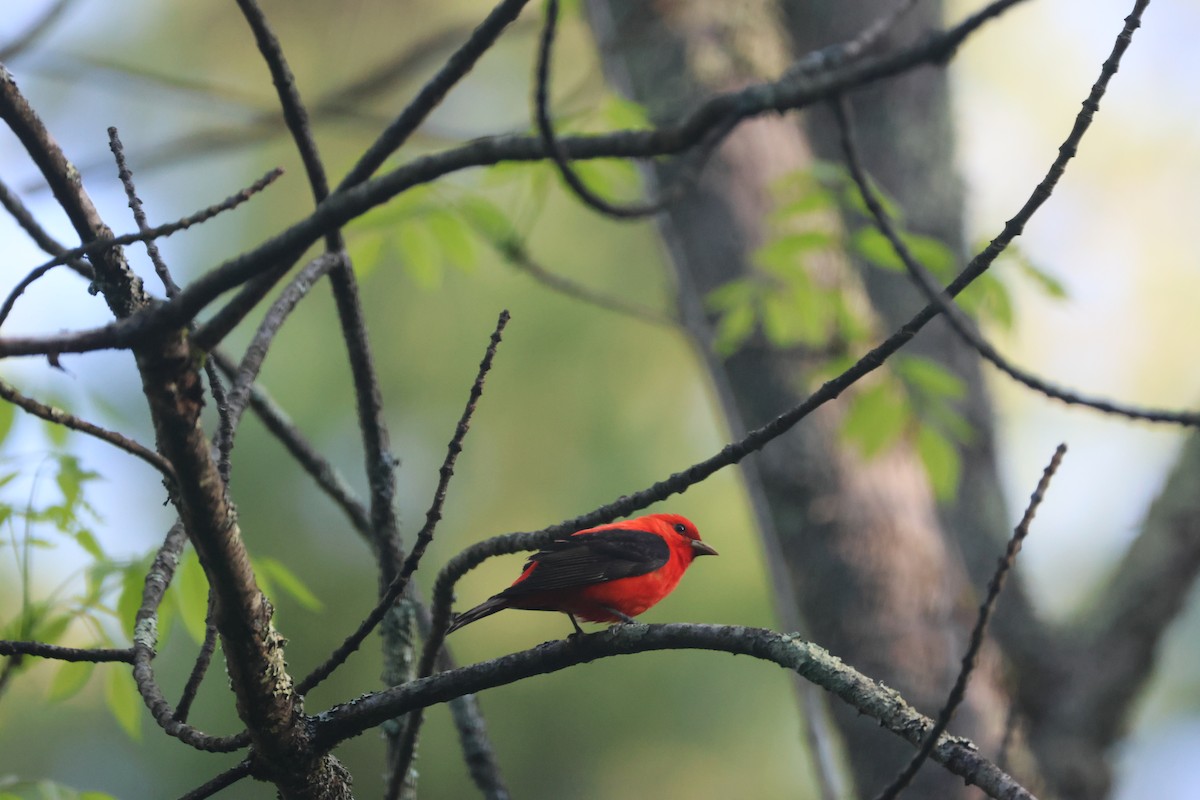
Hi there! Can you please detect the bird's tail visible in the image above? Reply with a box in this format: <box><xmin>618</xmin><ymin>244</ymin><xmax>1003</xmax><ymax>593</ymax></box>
<box><xmin>446</xmin><ymin>596</ymin><xmax>508</xmax><ymax>634</ymax></box>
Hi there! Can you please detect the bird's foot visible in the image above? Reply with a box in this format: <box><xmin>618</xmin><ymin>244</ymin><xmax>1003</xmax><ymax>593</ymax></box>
<box><xmin>602</xmin><ymin>607</ymin><xmax>637</xmax><ymax>630</ymax></box>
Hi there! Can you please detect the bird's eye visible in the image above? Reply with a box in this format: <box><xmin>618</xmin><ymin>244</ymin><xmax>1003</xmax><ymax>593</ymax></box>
<box><xmin>674</xmin><ymin>523</ymin><xmax>688</xmax><ymax>535</ymax></box>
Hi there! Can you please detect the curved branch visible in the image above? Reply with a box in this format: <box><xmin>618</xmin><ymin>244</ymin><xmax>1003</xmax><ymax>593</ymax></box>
<box><xmin>534</xmin><ymin>0</ymin><xmax>663</xmax><ymax>218</ymax></box>
<box><xmin>830</xmin><ymin>1</ymin><xmax>1196</xmax><ymax>427</ymax></box>
<box><xmin>876</xmin><ymin>444</ymin><xmax>1067</xmax><ymax>800</ymax></box>
<box><xmin>0</xmin><ymin>0</ymin><xmax>1032</xmax><ymax>360</ymax></box>
<box><xmin>131</xmin><ymin>523</ymin><xmax>250</xmax><ymax>753</ymax></box>
<box><xmin>313</xmin><ymin>624</ymin><xmax>1035</xmax><ymax>800</ymax></box>
<box><xmin>0</xmin><ymin>378</ymin><xmax>177</xmax><ymax>483</ymax></box>
<box><xmin>338</xmin><ymin>0</ymin><xmax>534</xmax><ymax>189</ymax></box>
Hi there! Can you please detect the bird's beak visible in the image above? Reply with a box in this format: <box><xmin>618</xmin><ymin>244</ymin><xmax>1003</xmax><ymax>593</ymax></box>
<box><xmin>691</xmin><ymin>540</ymin><xmax>718</xmax><ymax>557</ymax></box>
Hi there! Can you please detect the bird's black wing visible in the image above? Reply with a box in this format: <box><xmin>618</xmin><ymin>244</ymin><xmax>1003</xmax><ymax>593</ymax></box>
<box><xmin>498</xmin><ymin>528</ymin><xmax>670</xmax><ymax>597</ymax></box>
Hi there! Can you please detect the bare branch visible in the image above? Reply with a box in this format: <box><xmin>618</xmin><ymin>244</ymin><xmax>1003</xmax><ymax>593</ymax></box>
<box><xmin>0</xmin><ymin>640</ymin><xmax>132</xmax><ymax>663</ymax></box>
<box><xmin>131</xmin><ymin>523</ymin><xmax>250</xmax><ymax>753</ymax></box>
<box><xmin>174</xmin><ymin>593</ymin><xmax>218</xmax><ymax>724</ymax></box>
<box><xmin>338</xmin><ymin>0</ymin><xmax>534</xmax><ymax>189</ymax></box>
<box><xmin>0</xmin><ymin>377</ymin><xmax>176</xmax><ymax>482</ymax></box>
<box><xmin>313</xmin><ymin>624</ymin><xmax>1036</xmax><ymax>800</ymax></box>
<box><xmin>109</xmin><ymin>126</ymin><xmax>182</xmax><ymax>298</ymax></box>
<box><xmin>875</xmin><ymin>444</ymin><xmax>1067</xmax><ymax>800</ymax></box>
<box><xmin>535</xmin><ymin>0</ymin><xmax>663</xmax><ymax>218</ymax></box>
<box><xmin>21</xmin><ymin>166</ymin><xmax>284</xmax><ymax>281</ymax></box>
<box><xmin>177</xmin><ymin>760</ymin><xmax>253</xmax><ymax>800</ymax></box>
<box><xmin>475</xmin><ymin>225</ymin><xmax>674</xmax><ymax>327</ymax></box>
<box><xmin>298</xmin><ymin>311</ymin><xmax>510</xmax><ymax>697</ymax></box>
<box><xmin>0</xmin><ymin>176</ymin><xmax>91</xmax><ymax>275</ymax></box>
<box><xmin>384</xmin><ymin>310</ymin><xmax>510</xmax><ymax>795</ymax></box>
<box><xmin>830</xmin><ymin>2</ymin><xmax>1196</xmax><ymax>427</ymax></box>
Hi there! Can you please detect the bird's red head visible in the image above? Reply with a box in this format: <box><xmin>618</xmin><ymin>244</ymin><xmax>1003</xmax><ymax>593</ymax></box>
<box><xmin>642</xmin><ymin>513</ymin><xmax>717</xmax><ymax>559</ymax></box>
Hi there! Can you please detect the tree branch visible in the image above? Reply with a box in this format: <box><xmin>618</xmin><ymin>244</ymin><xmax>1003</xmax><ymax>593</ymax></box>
<box><xmin>313</xmin><ymin>624</ymin><xmax>1036</xmax><ymax>800</ymax></box>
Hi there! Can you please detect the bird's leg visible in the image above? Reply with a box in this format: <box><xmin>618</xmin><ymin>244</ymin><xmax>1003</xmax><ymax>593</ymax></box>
<box><xmin>566</xmin><ymin>613</ymin><xmax>585</xmax><ymax>637</ymax></box>
<box><xmin>600</xmin><ymin>607</ymin><xmax>637</xmax><ymax>626</ymax></box>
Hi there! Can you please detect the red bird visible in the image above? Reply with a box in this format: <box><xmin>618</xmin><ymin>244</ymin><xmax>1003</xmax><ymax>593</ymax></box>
<box><xmin>447</xmin><ymin>513</ymin><xmax>717</xmax><ymax>635</ymax></box>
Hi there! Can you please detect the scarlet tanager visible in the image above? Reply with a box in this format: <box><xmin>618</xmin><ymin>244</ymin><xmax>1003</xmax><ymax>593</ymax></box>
<box><xmin>447</xmin><ymin>513</ymin><xmax>717</xmax><ymax>635</ymax></box>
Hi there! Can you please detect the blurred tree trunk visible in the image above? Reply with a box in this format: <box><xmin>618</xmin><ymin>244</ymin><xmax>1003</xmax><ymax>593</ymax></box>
<box><xmin>585</xmin><ymin>2</ymin><xmax>1016</xmax><ymax>796</ymax></box>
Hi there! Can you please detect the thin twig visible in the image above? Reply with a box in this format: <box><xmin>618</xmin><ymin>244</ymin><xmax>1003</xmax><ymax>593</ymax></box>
<box><xmin>874</xmin><ymin>444</ymin><xmax>1067</xmax><ymax>800</ymax></box>
<box><xmin>298</xmin><ymin>311</ymin><xmax>510</xmax><ymax>697</ymax></box>
<box><xmin>783</xmin><ymin>0</ymin><xmax>920</xmax><ymax>80</ymax></box>
<box><xmin>0</xmin><ymin>176</ymin><xmax>92</xmax><ymax>276</ymax></box>
<box><xmin>831</xmin><ymin>12</ymin><xmax>1193</xmax><ymax>426</ymax></box>
<box><xmin>109</xmin><ymin>127</ymin><xmax>182</xmax><ymax>297</ymax></box>
<box><xmin>535</xmin><ymin>0</ymin><xmax>662</xmax><ymax>218</ymax></box>
<box><xmin>0</xmin><ymin>640</ymin><xmax>133</xmax><ymax>662</ymax></box>
<box><xmin>130</xmin><ymin>523</ymin><xmax>250</xmax><ymax>753</ymax></box>
<box><xmin>414</xmin><ymin>603</ymin><xmax>511</xmax><ymax>800</ymax></box>
<box><xmin>174</xmin><ymin>591</ymin><xmax>218</xmax><ymax>724</ymax></box>
<box><xmin>210</xmin><ymin>349</ymin><xmax>372</xmax><ymax>535</ymax></box>
<box><xmin>475</xmin><ymin>224</ymin><xmax>674</xmax><ymax>327</ymax></box>
<box><xmin>338</xmin><ymin>0</ymin><xmax>534</xmax><ymax>189</ymax></box>
<box><xmin>20</xmin><ymin>167</ymin><xmax>284</xmax><ymax>278</ymax></box>
<box><xmin>383</xmin><ymin>310</ymin><xmax>510</xmax><ymax>799</ymax></box>
<box><xmin>177</xmin><ymin>759</ymin><xmax>254</xmax><ymax>800</ymax></box>
<box><xmin>0</xmin><ymin>378</ymin><xmax>176</xmax><ymax>483</ymax></box>
<box><xmin>231</xmin><ymin>13</ymin><xmax>423</xmax><ymax>784</ymax></box>
<box><xmin>221</xmin><ymin>252</ymin><xmax>343</xmax><ymax>438</ymax></box>
<box><xmin>233</xmin><ymin>0</ymin><xmax>403</xmax><ymax>592</ymax></box>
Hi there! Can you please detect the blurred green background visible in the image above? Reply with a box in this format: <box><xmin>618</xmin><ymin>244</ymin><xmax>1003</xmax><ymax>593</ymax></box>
<box><xmin>1</xmin><ymin>1</ymin><xmax>1198</xmax><ymax>798</ymax></box>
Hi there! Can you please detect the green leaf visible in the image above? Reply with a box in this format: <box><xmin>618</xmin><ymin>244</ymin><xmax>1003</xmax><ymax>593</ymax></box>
<box><xmin>43</xmin><ymin>417</ymin><xmax>69</xmax><ymax>447</ymax></box>
<box><xmin>841</xmin><ymin>383</ymin><xmax>908</xmax><ymax>458</ymax></box>
<box><xmin>396</xmin><ymin>222</ymin><xmax>443</xmax><ymax>290</ymax></box>
<box><xmin>0</xmin><ymin>400</ymin><xmax>14</xmax><ymax>446</ymax></box>
<box><xmin>31</xmin><ymin>611</ymin><xmax>72</xmax><ymax>645</ymax></box>
<box><xmin>72</xmin><ymin>529</ymin><xmax>104</xmax><ymax>560</ymax></box>
<box><xmin>46</xmin><ymin>660</ymin><xmax>96</xmax><ymax>702</ymax></box>
<box><xmin>904</xmin><ymin>233</ymin><xmax>956</xmax><ymax>280</ymax></box>
<box><xmin>569</xmin><ymin>158</ymin><xmax>640</xmax><ymax>199</ymax></box>
<box><xmin>712</xmin><ymin>302</ymin><xmax>757</xmax><ymax>358</ymax></box>
<box><xmin>754</xmin><ymin>233</ymin><xmax>834</xmax><ymax>278</ymax></box>
<box><xmin>349</xmin><ymin>228</ymin><xmax>387</xmax><ymax>280</ymax></box>
<box><xmin>930</xmin><ymin>403</ymin><xmax>975</xmax><ymax>445</ymax></box>
<box><xmin>1003</xmin><ymin>246</ymin><xmax>1068</xmax><ymax>299</ymax></box>
<box><xmin>957</xmin><ymin>271</ymin><xmax>1014</xmax><ymax>329</ymax></box>
<box><xmin>769</xmin><ymin>191</ymin><xmax>836</xmax><ymax>222</ymax></box>
<box><xmin>916</xmin><ymin>424</ymin><xmax>961</xmax><ymax>501</ymax></box>
<box><xmin>426</xmin><ymin>211</ymin><xmax>476</xmax><ymax>271</ymax></box>
<box><xmin>851</xmin><ymin>227</ymin><xmax>956</xmax><ymax>279</ymax></box>
<box><xmin>105</xmin><ymin>667</ymin><xmax>142</xmax><ymax>740</ymax></box>
<box><xmin>839</xmin><ymin>172</ymin><xmax>904</xmax><ymax>220</ymax></box>
<box><xmin>116</xmin><ymin>560</ymin><xmax>148</xmax><ymax>636</ymax></box>
<box><xmin>851</xmin><ymin>227</ymin><xmax>905</xmax><ymax>272</ymax></box>
<box><xmin>596</xmin><ymin>95</ymin><xmax>651</xmax><ymax>130</ymax></box>
<box><xmin>174</xmin><ymin>549</ymin><xmax>210</xmax><ymax>645</ymax></box>
<box><xmin>705</xmin><ymin>279</ymin><xmax>757</xmax><ymax>312</ymax></box>
<box><xmin>895</xmin><ymin>356</ymin><xmax>966</xmax><ymax>402</ymax></box>
<box><xmin>56</xmin><ymin>455</ymin><xmax>101</xmax><ymax>506</ymax></box>
<box><xmin>256</xmin><ymin>557</ymin><xmax>322</xmax><ymax>612</ymax></box>
<box><xmin>458</xmin><ymin>197</ymin><xmax>519</xmax><ymax>248</ymax></box>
